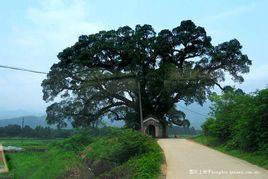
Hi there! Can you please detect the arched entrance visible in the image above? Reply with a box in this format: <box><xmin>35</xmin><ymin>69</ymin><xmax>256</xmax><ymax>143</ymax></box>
<box><xmin>146</xmin><ymin>125</ymin><xmax>156</xmax><ymax>137</ymax></box>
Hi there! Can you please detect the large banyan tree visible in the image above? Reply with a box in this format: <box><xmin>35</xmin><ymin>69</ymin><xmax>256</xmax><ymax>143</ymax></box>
<box><xmin>42</xmin><ymin>20</ymin><xmax>251</xmax><ymax>129</ymax></box>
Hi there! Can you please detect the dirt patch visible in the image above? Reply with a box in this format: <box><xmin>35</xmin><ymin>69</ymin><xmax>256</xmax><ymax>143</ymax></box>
<box><xmin>79</xmin><ymin>146</ymin><xmax>92</xmax><ymax>159</ymax></box>
<box><xmin>158</xmin><ymin>141</ymin><xmax>167</xmax><ymax>179</ymax></box>
<box><xmin>63</xmin><ymin>165</ymin><xmax>92</xmax><ymax>179</ymax></box>
<box><xmin>0</xmin><ymin>144</ymin><xmax>9</xmax><ymax>173</ymax></box>
<box><xmin>160</xmin><ymin>162</ymin><xmax>167</xmax><ymax>179</ymax></box>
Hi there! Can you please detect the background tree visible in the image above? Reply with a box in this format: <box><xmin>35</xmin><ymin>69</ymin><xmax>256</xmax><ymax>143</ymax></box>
<box><xmin>0</xmin><ymin>125</ymin><xmax>74</xmax><ymax>138</ymax></box>
<box><xmin>42</xmin><ymin>20</ymin><xmax>251</xmax><ymax>129</ymax></box>
<box><xmin>202</xmin><ymin>88</ymin><xmax>268</xmax><ymax>152</ymax></box>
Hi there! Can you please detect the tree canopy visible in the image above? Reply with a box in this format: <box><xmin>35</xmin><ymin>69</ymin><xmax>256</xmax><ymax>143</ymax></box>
<box><xmin>42</xmin><ymin>20</ymin><xmax>251</xmax><ymax>129</ymax></box>
<box><xmin>202</xmin><ymin>88</ymin><xmax>268</xmax><ymax>152</ymax></box>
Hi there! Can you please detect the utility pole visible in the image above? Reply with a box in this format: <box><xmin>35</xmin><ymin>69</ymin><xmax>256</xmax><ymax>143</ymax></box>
<box><xmin>21</xmin><ymin>117</ymin><xmax>24</xmax><ymax>144</ymax></box>
<box><xmin>137</xmin><ymin>81</ymin><xmax>143</xmax><ymax>132</ymax></box>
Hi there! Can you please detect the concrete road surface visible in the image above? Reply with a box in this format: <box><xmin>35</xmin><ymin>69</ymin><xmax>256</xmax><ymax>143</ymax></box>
<box><xmin>158</xmin><ymin>139</ymin><xmax>268</xmax><ymax>179</ymax></box>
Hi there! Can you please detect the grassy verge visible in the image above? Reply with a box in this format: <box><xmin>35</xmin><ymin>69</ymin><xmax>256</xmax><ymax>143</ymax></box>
<box><xmin>4</xmin><ymin>149</ymin><xmax>82</xmax><ymax>178</ymax></box>
<box><xmin>192</xmin><ymin>135</ymin><xmax>268</xmax><ymax>169</ymax></box>
<box><xmin>0</xmin><ymin>128</ymin><xmax>164</xmax><ymax>178</ymax></box>
<box><xmin>84</xmin><ymin>129</ymin><xmax>164</xmax><ymax>179</ymax></box>
<box><xmin>0</xmin><ymin>138</ymin><xmax>82</xmax><ymax>178</ymax></box>
<box><xmin>0</xmin><ymin>161</ymin><xmax>4</xmax><ymax>168</ymax></box>
<box><xmin>0</xmin><ymin>138</ymin><xmax>58</xmax><ymax>150</ymax></box>
<box><xmin>57</xmin><ymin>128</ymin><xmax>164</xmax><ymax>178</ymax></box>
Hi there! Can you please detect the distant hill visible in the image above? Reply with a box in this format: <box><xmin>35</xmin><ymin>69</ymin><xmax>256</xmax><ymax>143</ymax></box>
<box><xmin>0</xmin><ymin>104</ymin><xmax>208</xmax><ymax>129</ymax></box>
<box><xmin>168</xmin><ymin>125</ymin><xmax>202</xmax><ymax>136</ymax></box>
<box><xmin>0</xmin><ymin>115</ymin><xmax>124</xmax><ymax>129</ymax></box>
<box><xmin>0</xmin><ymin>100</ymin><xmax>211</xmax><ymax>130</ymax></box>
<box><xmin>0</xmin><ymin>115</ymin><xmax>53</xmax><ymax>128</ymax></box>
<box><xmin>0</xmin><ymin>109</ymin><xmax>43</xmax><ymax>120</ymax></box>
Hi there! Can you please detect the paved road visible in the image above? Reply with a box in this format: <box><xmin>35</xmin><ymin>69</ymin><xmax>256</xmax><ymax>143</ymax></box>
<box><xmin>158</xmin><ymin>139</ymin><xmax>268</xmax><ymax>179</ymax></box>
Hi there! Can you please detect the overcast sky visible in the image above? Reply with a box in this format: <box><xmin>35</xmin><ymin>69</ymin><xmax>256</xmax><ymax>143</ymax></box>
<box><xmin>0</xmin><ymin>0</ymin><xmax>267</xmax><ymax>117</ymax></box>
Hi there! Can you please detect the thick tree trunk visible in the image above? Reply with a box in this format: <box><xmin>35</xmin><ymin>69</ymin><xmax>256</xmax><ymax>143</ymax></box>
<box><xmin>162</xmin><ymin>123</ymin><xmax>168</xmax><ymax>138</ymax></box>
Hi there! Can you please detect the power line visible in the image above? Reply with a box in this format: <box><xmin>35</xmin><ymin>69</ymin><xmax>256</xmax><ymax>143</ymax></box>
<box><xmin>0</xmin><ymin>65</ymin><xmax>47</xmax><ymax>74</ymax></box>
<box><xmin>177</xmin><ymin>104</ymin><xmax>208</xmax><ymax>117</ymax></box>
<box><xmin>1</xmin><ymin>64</ymin><xmax>210</xmax><ymax>118</ymax></box>
<box><xmin>0</xmin><ymin>64</ymin><xmax>212</xmax><ymax>80</ymax></box>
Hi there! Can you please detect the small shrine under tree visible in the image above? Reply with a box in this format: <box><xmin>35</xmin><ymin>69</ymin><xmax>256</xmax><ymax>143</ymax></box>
<box><xmin>143</xmin><ymin>116</ymin><xmax>168</xmax><ymax>138</ymax></box>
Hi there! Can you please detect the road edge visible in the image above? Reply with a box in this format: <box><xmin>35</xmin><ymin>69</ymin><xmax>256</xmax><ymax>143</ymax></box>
<box><xmin>158</xmin><ymin>140</ymin><xmax>167</xmax><ymax>179</ymax></box>
<box><xmin>187</xmin><ymin>138</ymin><xmax>268</xmax><ymax>172</ymax></box>
<box><xmin>0</xmin><ymin>144</ymin><xmax>9</xmax><ymax>173</ymax></box>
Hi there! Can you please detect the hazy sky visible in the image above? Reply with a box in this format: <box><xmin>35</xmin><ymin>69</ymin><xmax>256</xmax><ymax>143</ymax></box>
<box><xmin>0</xmin><ymin>0</ymin><xmax>267</xmax><ymax>115</ymax></box>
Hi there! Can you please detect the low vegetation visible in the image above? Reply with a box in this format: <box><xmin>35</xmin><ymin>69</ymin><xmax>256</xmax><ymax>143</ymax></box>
<box><xmin>193</xmin><ymin>88</ymin><xmax>268</xmax><ymax>169</ymax></box>
<box><xmin>0</xmin><ymin>138</ymin><xmax>56</xmax><ymax>146</ymax></box>
<box><xmin>0</xmin><ymin>127</ymin><xmax>164</xmax><ymax>178</ymax></box>
<box><xmin>83</xmin><ymin>128</ymin><xmax>163</xmax><ymax>178</ymax></box>
<box><xmin>0</xmin><ymin>125</ymin><xmax>74</xmax><ymax>138</ymax></box>
<box><xmin>0</xmin><ymin>161</ymin><xmax>4</xmax><ymax>169</ymax></box>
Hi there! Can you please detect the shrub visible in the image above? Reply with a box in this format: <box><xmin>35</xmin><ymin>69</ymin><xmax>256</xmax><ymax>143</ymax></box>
<box><xmin>53</xmin><ymin>130</ymin><xmax>94</xmax><ymax>152</ymax></box>
<box><xmin>83</xmin><ymin>128</ymin><xmax>164</xmax><ymax>178</ymax></box>
<box><xmin>202</xmin><ymin>118</ymin><xmax>217</xmax><ymax>136</ymax></box>
<box><xmin>202</xmin><ymin>88</ymin><xmax>268</xmax><ymax>152</ymax></box>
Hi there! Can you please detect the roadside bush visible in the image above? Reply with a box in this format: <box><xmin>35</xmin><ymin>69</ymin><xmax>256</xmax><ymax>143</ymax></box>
<box><xmin>84</xmin><ymin>128</ymin><xmax>164</xmax><ymax>178</ymax></box>
<box><xmin>193</xmin><ymin>135</ymin><xmax>221</xmax><ymax>147</ymax></box>
<box><xmin>53</xmin><ymin>127</ymin><xmax>113</xmax><ymax>153</ymax></box>
<box><xmin>127</xmin><ymin>147</ymin><xmax>163</xmax><ymax>178</ymax></box>
<box><xmin>86</xmin><ymin>129</ymin><xmax>153</xmax><ymax>164</ymax></box>
<box><xmin>2</xmin><ymin>127</ymin><xmax>163</xmax><ymax>179</ymax></box>
<box><xmin>54</xmin><ymin>131</ymin><xmax>93</xmax><ymax>152</ymax></box>
<box><xmin>202</xmin><ymin>118</ymin><xmax>217</xmax><ymax>136</ymax></box>
<box><xmin>202</xmin><ymin>88</ymin><xmax>268</xmax><ymax>152</ymax></box>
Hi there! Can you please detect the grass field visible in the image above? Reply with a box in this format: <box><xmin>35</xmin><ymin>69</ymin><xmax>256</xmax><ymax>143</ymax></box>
<box><xmin>192</xmin><ymin>135</ymin><xmax>268</xmax><ymax>170</ymax></box>
<box><xmin>0</xmin><ymin>129</ymin><xmax>164</xmax><ymax>178</ymax></box>
<box><xmin>0</xmin><ymin>138</ymin><xmax>58</xmax><ymax>147</ymax></box>
<box><xmin>0</xmin><ymin>138</ymin><xmax>79</xmax><ymax>178</ymax></box>
<box><xmin>5</xmin><ymin>149</ymin><xmax>81</xmax><ymax>178</ymax></box>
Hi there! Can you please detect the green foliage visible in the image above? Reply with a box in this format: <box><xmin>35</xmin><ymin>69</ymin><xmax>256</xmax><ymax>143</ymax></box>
<box><xmin>201</xmin><ymin>118</ymin><xmax>218</xmax><ymax>136</ymax></box>
<box><xmin>2</xmin><ymin>128</ymin><xmax>164</xmax><ymax>178</ymax></box>
<box><xmin>202</xmin><ymin>88</ymin><xmax>268</xmax><ymax>152</ymax></box>
<box><xmin>87</xmin><ymin>129</ymin><xmax>150</xmax><ymax>163</ymax></box>
<box><xmin>0</xmin><ymin>138</ymin><xmax>56</xmax><ymax>147</ymax></box>
<box><xmin>126</xmin><ymin>145</ymin><xmax>163</xmax><ymax>179</ymax></box>
<box><xmin>192</xmin><ymin>135</ymin><xmax>221</xmax><ymax>147</ymax></box>
<box><xmin>83</xmin><ymin>128</ymin><xmax>164</xmax><ymax>178</ymax></box>
<box><xmin>42</xmin><ymin>20</ymin><xmax>251</xmax><ymax>129</ymax></box>
<box><xmin>54</xmin><ymin>132</ymin><xmax>93</xmax><ymax>152</ymax></box>
<box><xmin>0</xmin><ymin>125</ymin><xmax>74</xmax><ymax>138</ymax></box>
<box><xmin>5</xmin><ymin>149</ymin><xmax>82</xmax><ymax>179</ymax></box>
<box><xmin>0</xmin><ymin>138</ymin><xmax>83</xmax><ymax>179</ymax></box>
<box><xmin>52</xmin><ymin>127</ymin><xmax>114</xmax><ymax>152</ymax></box>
